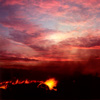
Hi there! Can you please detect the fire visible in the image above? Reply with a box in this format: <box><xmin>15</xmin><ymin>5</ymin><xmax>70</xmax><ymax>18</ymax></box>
<box><xmin>44</xmin><ymin>78</ymin><xmax>58</xmax><ymax>91</ymax></box>
<box><xmin>0</xmin><ymin>85</ymin><xmax>7</xmax><ymax>89</ymax></box>
<box><xmin>0</xmin><ymin>78</ymin><xmax>58</xmax><ymax>91</ymax></box>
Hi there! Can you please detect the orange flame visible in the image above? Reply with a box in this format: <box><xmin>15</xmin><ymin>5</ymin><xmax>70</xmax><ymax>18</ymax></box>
<box><xmin>0</xmin><ymin>78</ymin><xmax>58</xmax><ymax>91</ymax></box>
<box><xmin>44</xmin><ymin>78</ymin><xmax>58</xmax><ymax>91</ymax></box>
<box><xmin>0</xmin><ymin>85</ymin><xmax>7</xmax><ymax>89</ymax></box>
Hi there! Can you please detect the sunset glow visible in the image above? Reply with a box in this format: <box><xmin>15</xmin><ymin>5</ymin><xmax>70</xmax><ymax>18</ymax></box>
<box><xmin>0</xmin><ymin>0</ymin><xmax>100</xmax><ymax>62</ymax></box>
<box><xmin>45</xmin><ymin>32</ymin><xmax>67</xmax><ymax>43</ymax></box>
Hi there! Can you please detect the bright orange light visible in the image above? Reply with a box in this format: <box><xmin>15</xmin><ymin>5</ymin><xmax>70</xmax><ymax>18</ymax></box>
<box><xmin>44</xmin><ymin>78</ymin><xmax>58</xmax><ymax>91</ymax></box>
<box><xmin>25</xmin><ymin>79</ymin><xmax>30</xmax><ymax>84</ymax></box>
<box><xmin>0</xmin><ymin>78</ymin><xmax>58</xmax><ymax>91</ymax></box>
<box><xmin>0</xmin><ymin>85</ymin><xmax>7</xmax><ymax>89</ymax></box>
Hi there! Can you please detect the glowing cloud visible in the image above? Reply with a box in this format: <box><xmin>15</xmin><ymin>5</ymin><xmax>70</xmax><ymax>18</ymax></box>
<box><xmin>45</xmin><ymin>32</ymin><xmax>72</xmax><ymax>43</ymax></box>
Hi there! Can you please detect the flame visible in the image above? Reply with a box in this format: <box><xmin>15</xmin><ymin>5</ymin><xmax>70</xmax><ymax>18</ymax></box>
<box><xmin>44</xmin><ymin>78</ymin><xmax>58</xmax><ymax>91</ymax></box>
<box><xmin>0</xmin><ymin>85</ymin><xmax>7</xmax><ymax>89</ymax></box>
<box><xmin>25</xmin><ymin>79</ymin><xmax>30</xmax><ymax>84</ymax></box>
<box><xmin>0</xmin><ymin>78</ymin><xmax>58</xmax><ymax>91</ymax></box>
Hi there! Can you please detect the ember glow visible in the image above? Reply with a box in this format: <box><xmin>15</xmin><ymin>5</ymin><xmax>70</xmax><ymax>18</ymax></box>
<box><xmin>0</xmin><ymin>85</ymin><xmax>7</xmax><ymax>89</ymax></box>
<box><xmin>0</xmin><ymin>78</ymin><xmax>58</xmax><ymax>91</ymax></box>
<box><xmin>44</xmin><ymin>78</ymin><xmax>58</xmax><ymax>91</ymax></box>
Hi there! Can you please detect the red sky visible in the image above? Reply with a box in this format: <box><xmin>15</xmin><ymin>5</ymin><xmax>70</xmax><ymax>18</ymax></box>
<box><xmin>0</xmin><ymin>0</ymin><xmax>100</xmax><ymax>76</ymax></box>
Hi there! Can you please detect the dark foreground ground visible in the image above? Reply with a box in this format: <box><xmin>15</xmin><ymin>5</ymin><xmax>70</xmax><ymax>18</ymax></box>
<box><xmin>0</xmin><ymin>75</ymin><xmax>100</xmax><ymax>100</ymax></box>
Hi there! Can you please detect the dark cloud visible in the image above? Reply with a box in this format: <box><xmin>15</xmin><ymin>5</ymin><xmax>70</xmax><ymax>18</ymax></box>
<box><xmin>0</xmin><ymin>55</ymin><xmax>38</xmax><ymax>61</ymax></box>
<box><xmin>0</xmin><ymin>18</ymin><xmax>40</xmax><ymax>34</ymax></box>
<box><xmin>60</xmin><ymin>36</ymin><xmax>100</xmax><ymax>47</ymax></box>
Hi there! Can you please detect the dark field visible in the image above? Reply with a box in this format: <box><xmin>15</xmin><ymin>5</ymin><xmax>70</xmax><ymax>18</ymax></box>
<box><xmin>0</xmin><ymin>68</ymin><xmax>100</xmax><ymax>100</ymax></box>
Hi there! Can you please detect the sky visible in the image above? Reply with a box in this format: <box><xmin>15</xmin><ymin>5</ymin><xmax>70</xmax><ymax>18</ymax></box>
<box><xmin>0</xmin><ymin>0</ymin><xmax>100</xmax><ymax>74</ymax></box>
